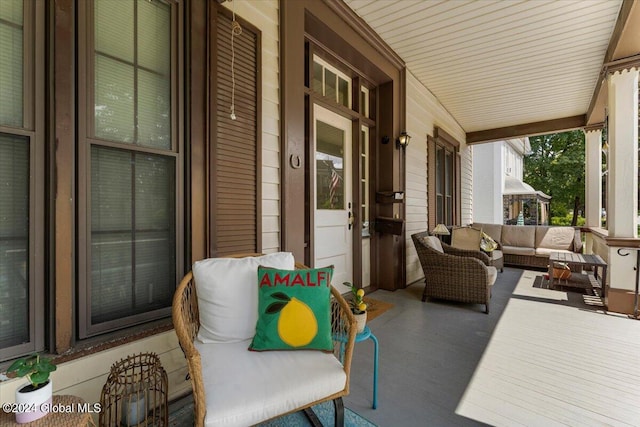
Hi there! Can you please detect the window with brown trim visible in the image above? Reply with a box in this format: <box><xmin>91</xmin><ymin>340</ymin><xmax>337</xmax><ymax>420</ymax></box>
<box><xmin>210</xmin><ymin>8</ymin><xmax>261</xmax><ymax>256</ymax></box>
<box><xmin>428</xmin><ymin>127</ymin><xmax>460</xmax><ymax>229</ymax></box>
<box><xmin>77</xmin><ymin>0</ymin><xmax>183</xmax><ymax>338</ymax></box>
<box><xmin>0</xmin><ymin>0</ymin><xmax>45</xmax><ymax>362</ymax></box>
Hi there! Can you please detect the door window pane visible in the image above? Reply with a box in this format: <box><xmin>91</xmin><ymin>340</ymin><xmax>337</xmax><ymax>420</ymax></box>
<box><xmin>338</xmin><ymin>77</ymin><xmax>349</xmax><ymax>107</ymax></box>
<box><xmin>0</xmin><ymin>133</ymin><xmax>29</xmax><ymax>348</ymax></box>
<box><xmin>325</xmin><ymin>69</ymin><xmax>337</xmax><ymax>102</ymax></box>
<box><xmin>0</xmin><ymin>0</ymin><xmax>23</xmax><ymax>127</ymax></box>
<box><xmin>312</xmin><ymin>61</ymin><xmax>323</xmax><ymax>94</ymax></box>
<box><xmin>91</xmin><ymin>146</ymin><xmax>175</xmax><ymax>324</ymax></box>
<box><xmin>312</xmin><ymin>56</ymin><xmax>352</xmax><ymax>109</ymax></box>
<box><xmin>316</xmin><ymin>121</ymin><xmax>345</xmax><ymax>210</ymax></box>
<box><xmin>361</xmin><ymin>126</ymin><xmax>369</xmax><ymax>236</ymax></box>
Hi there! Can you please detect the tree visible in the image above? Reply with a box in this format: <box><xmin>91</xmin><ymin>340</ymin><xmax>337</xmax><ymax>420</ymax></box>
<box><xmin>524</xmin><ymin>130</ymin><xmax>585</xmax><ymax>225</ymax></box>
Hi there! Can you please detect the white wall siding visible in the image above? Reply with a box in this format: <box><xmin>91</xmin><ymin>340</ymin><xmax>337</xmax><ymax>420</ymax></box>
<box><xmin>405</xmin><ymin>72</ymin><xmax>466</xmax><ymax>285</ymax></box>
<box><xmin>460</xmin><ymin>145</ymin><xmax>473</xmax><ymax>226</ymax></box>
<box><xmin>473</xmin><ymin>143</ymin><xmax>503</xmax><ymax>224</ymax></box>
<box><xmin>405</xmin><ymin>74</ymin><xmax>429</xmax><ymax>285</ymax></box>
<box><xmin>223</xmin><ymin>0</ymin><xmax>281</xmax><ymax>253</ymax></box>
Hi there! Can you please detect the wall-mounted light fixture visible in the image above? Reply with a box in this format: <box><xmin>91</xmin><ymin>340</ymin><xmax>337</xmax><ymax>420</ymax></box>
<box><xmin>396</xmin><ymin>131</ymin><xmax>411</xmax><ymax>149</ymax></box>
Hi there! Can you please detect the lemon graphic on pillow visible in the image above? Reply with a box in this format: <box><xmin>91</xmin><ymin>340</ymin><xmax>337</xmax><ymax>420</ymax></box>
<box><xmin>267</xmin><ymin>292</ymin><xmax>318</xmax><ymax>347</ymax></box>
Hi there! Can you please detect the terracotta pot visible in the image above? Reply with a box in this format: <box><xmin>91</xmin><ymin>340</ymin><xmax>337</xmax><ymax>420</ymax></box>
<box><xmin>353</xmin><ymin>311</ymin><xmax>367</xmax><ymax>333</ymax></box>
<box><xmin>15</xmin><ymin>380</ymin><xmax>52</xmax><ymax>424</ymax></box>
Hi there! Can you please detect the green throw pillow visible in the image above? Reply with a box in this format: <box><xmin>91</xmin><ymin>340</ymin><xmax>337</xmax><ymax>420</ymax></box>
<box><xmin>249</xmin><ymin>265</ymin><xmax>334</xmax><ymax>351</ymax></box>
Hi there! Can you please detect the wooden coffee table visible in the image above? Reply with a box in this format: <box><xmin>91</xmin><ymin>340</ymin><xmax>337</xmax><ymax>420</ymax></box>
<box><xmin>548</xmin><ymin>252</ymin><xmax>607</xmax><ymax>297</ymax></box>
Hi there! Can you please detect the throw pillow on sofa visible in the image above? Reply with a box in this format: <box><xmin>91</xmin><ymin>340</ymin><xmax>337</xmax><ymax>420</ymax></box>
<box><xmin>480</xmin><ymin>232</ymin><xmax>498</xmax><ymax>252</ymax></box>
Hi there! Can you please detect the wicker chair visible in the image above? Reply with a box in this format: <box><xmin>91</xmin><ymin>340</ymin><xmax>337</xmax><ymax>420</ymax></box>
<box><xmin>411</xmin><ymin>232</ymin><xmax>497</xmax><ymax>313</ymax></box>
<box><xmin>172</xmin><ymin>253</ymin><xmax>356</xmax><ymax>427</ymax></box>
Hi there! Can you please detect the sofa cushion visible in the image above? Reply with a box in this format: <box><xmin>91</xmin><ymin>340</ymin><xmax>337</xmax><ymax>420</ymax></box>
<box><xmin>196</xmin><ymin>339</ymin><xmax>346</xmax><ymax>427</ymax></box>
<box><xmin>535</xmin><ymin>247</ymin><xmax>575</xmax><ymax>257</ymax></box>
<box><xmin>451</xmin><ymin>226</ymin><xmax>482</xmax><ymax>251</ymax></box>
<box><xmin>502</xmin><ymin>246</ymin><xmax>536</xmax><ymax>256</ymax></box>
<box><xmin>250</xmin><ymin>266</ymin><xmax>333</xmax><ymax>351</ymax></box>
<box><xmin>535</xmin><ymin>226</ymin><xmax>575</xmax><ymax>251</ymax></box>
<box><xmin>473</xmin><ymin>223</ymin><xmax>502</xmax><ymax>244</ymax></box>
<box><xmin>193</xmin><ymin>252</ymin><xmax>295</xmax><ymax>344</ymax></box>
<box><xmin>501</xmin><ymin>225</ymin><xmax>535</xmax><ymax>248</ymax></box>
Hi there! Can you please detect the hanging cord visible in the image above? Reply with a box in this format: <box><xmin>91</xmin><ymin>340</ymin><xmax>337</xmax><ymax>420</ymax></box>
<box><xmin>230</xmin><ymin>0</ymin><xmax>242</xmax><ymax>120</ymax></box>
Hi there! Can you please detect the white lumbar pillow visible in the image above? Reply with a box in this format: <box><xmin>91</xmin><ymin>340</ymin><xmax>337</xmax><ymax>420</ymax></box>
<box><xmin>193</xmin><ymin>252</ymin><xmax>295</xmax><ymax>343</ymax></box>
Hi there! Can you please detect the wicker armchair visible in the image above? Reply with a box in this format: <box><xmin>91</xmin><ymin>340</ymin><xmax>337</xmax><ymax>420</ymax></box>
<box><xmin>411</xmin><ymin>232</ymin><xmax>497</xmax><ymax>314</ymax></box>
<box><xmin>172</xmin><ymin>253</ymin><xmax>356</xmax><ymax>427</ymax></box>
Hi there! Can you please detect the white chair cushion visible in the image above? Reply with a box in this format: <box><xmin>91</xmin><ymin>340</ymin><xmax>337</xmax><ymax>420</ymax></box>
<box><xmin>195</xmin><ymin>340</ymin><xmax>347</xmax><ymax>427</ymax></box>
<box><xmin>421</xmin><ymin>235</ymin><xmax>444</xmax><ymax>253</ymax></box>
<box><xmin>486</xmin><ymin>266</ymin><xmax>498</xmax><ymax>286</ymax></box>
<box><xmin>193</xmin><ymin>252</ymin><xmax>295</xmax><ymax>343</ymax></box>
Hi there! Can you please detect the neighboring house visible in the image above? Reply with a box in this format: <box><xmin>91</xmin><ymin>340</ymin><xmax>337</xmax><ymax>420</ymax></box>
<box><xmin>0</xmin><ymin>0</ymin><xmax>637</xmax><ymax>411</ymax></box>
<box><xmin>472</xmin><ymin>138</ymin><xmax>550</xmax><ymax>226</ymax></box>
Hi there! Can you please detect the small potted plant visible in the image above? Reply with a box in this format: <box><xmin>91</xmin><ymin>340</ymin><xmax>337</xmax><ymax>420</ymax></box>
<box><xmin>345</xmin><ymin>282</ymin><xmax>368</xmax><ymax>333</ymax></box>
<box><xmin>7</xmin><ymin>353</ymin><xmax>57</xmax><ymax>424</ymax></box>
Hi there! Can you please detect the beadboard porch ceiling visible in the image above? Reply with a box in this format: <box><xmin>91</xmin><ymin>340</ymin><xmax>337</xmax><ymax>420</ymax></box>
<box><xmin>343</xmin><ymin>0</ymin><xmax>631</xmax><ymax>139</ymax></box>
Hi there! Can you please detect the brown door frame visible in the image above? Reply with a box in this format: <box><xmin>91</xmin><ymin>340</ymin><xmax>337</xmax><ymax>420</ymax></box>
<box><xmin>281</xmin><ymin>0</ymin><xmax>406</xmax><ymax>290</ymax></box>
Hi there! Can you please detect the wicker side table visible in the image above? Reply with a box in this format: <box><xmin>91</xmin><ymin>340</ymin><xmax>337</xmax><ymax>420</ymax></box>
<box><xmin>0</xmin><ymin>395</ymin><xmax>94</xmax><ymax>426</ymax></box>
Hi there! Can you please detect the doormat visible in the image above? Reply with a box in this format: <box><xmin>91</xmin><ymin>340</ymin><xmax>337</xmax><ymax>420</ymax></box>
<box><xmin>363</xmin><ymin>297</ymin><xmax>394</xmax><ymax>322</ymax></box>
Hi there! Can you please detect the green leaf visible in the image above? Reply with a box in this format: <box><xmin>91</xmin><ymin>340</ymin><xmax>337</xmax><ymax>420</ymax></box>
<box><xmin>6</xmin><ymin>359</ymin><xmax>26</xmax><ymax>373</ymax></box>
<box><xmin>36</xmin><ymin>361</ymin><xmax>56</xmax><ymax>373</ymax></box>
<box><xmin>266</xmin><ymin>301</ymin><xmax>287</xmax><ymax>314</ymax></box>
<box><xmin>270</xmin><ymin>292</ymin><xmax>290</xmax><ymax>302</ymax></box>
<box><xmin>16</xmin><ymin>366</ymin><xmax>34</xmax><ymax>378</ymax></box>
<box><xmin>29</xmin><ymin>371</ymin><xmax>48</xmax><ymax>387</ymax></box>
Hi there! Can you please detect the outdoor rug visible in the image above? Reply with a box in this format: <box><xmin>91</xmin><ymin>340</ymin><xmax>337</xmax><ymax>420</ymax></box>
<box><xmin>363</xmin><ymin>297</ymin><xmax>394</xmax><ymax>322</ymax></box>
<box><xmin>259</xmin><ymin>401</ymin><xmax>377</xmax><ymax>427</ymax></box>
<box><xmin>168</xmin><ymin>398</ymin><xmax>377</xmax><ymax>427</ymax></box>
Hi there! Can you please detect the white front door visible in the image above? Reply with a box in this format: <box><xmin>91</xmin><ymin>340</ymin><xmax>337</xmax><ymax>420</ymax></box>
<box><xmin>313</xmin><ymin>104</ymin><xmax>352</xmax><ymax>294</ymax></box>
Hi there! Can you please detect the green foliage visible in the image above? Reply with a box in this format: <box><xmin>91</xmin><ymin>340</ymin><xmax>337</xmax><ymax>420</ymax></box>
<box><xmin>7</xmin><ymin>353</ymin><xmax>57</xmax><ymax>388</ymax></box>
<box><xmin>524</xmin><ymin>131</ymin><xmax>585</xmax><ymax>223</ymax></box>
<box><xmin>550</xmin><ymin>213</ymin><xmax>585</xmax><ymax>226</ymax></box>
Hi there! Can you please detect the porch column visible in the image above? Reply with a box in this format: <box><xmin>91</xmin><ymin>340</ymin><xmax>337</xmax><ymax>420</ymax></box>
<box><xmin>584</xmin><ymin>127</ymin><xmax>602</xmax><ymax>229</ymax></box>
<box><xmin>606</xmin><ymin>66</ymin><xmax>639</xmax><ymax>313</ymax></box>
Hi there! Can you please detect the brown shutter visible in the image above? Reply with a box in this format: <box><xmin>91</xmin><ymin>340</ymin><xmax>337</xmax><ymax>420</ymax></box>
<box><xmin>211</xmin><ymin>9</ymin><xmax>261</xmax><ymax>256</ymax></box>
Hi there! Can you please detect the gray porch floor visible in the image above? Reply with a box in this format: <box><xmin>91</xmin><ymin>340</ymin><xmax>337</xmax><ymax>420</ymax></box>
<box><xmin>345</xmin><ymin>267</ymin><xmax>640</xmax><ymax>426</ymax></box>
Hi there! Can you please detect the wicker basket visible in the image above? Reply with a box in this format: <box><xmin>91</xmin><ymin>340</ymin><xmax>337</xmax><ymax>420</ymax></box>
<box><xmin>552</xmin><ymin>262</ymin><xmax>572</xmax><ymax>281</ymax></box>
<box><xmin>99</xmin><ymin>353</ymin><xmax>168</xmax><ymax>427</ymax></box>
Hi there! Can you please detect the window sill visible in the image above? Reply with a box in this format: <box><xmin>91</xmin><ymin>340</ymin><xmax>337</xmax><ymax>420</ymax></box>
<box><xmin>1</xmin><ymin>319</ymin><xmax>173</xmax><ymax>376</ymax></box>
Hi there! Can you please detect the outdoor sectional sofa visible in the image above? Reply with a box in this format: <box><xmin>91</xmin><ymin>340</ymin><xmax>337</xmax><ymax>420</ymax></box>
<box><xmin>471</xmin><ymin>223</ymin><xmax>583</xmax><ymax>269</ymax></box>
